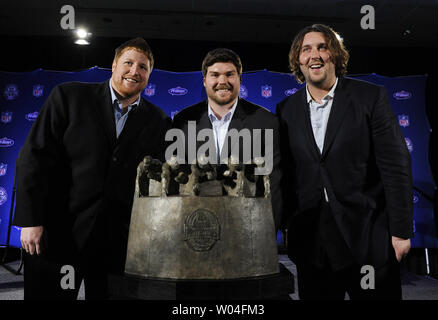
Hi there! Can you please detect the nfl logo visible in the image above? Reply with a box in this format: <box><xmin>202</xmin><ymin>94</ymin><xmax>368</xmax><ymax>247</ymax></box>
<box><xmin>0</xmin><ymin>187</ymin><xmax>7</xmax><ymax>205</ymax></box>
<box><xmin>398</xmin><ymin>114</ymin><xmax>409</xmax><ymax>127</ymax></box>
<box><xmin>4</xmin><ymin>84</ymin><xmax>19</xmax><ymax>100</ymax></box>
<box><xmin>33</xmin><ymin>85</ymin><xmax>44</xmax><ymax>97</ymax></box>
<box><xmin>239</xmin><ymin>85</ymin><xmax>248</xmax><ymax>99</ymax></box>
<box><xmin>0</xmin><ymin>163</ymin><xmax>6</xmax><ymax>176</ymax></box>
<box><xmin>144</xmin><ymin>84</ymin><xmax>156</xmax><ymax>97</ymax></box>
<box><xmin>261</xmin><ymin>85</ymin><xmax>272</xmax><ymax>98</ymax></box>
<box><xmin>1</xmin><ymin>111</ymin><xmax>12</xmax><ymax>124</ymax></box>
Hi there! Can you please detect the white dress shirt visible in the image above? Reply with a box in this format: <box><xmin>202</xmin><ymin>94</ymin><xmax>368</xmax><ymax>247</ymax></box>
<box><xmin>208</xmin><ymin>99</ymin><xmax>238</xmax><ymax>163</ymax></box>
<box><xmin>306</xmin><ymin>78</ymin><xmax>338</xmax><ymax>201</ymax></box>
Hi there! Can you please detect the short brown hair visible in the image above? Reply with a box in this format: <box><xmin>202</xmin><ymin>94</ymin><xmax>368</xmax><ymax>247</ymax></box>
<box><xmin>114</xmin><ymin>37</ymin><xmax>154</xmax><ymax>69</ymax></box>
<box><xmin>201</xmin><ymin>48</ymin><xmax>242</xmax><ymax>79</ymax></box>
<box><xmin>288</xmin><ymin>24</ymin><xmax>349</xmax><ymax>83</ymax></box>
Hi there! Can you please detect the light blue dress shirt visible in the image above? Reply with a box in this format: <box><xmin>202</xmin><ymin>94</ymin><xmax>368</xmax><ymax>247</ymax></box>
<box><xmin>109</xmin><ymin>81</ymin><xmax>141</xmax><ymax>138</ymax></box>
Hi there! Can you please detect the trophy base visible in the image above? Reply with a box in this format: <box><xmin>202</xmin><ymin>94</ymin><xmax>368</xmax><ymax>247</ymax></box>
<box><xmin>108</xmin><ymin>263</ymin><xmax>294</xmax><ymax>300</ymax></box>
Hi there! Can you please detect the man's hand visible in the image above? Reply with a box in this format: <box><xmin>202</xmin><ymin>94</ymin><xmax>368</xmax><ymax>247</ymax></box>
<box><xmin>392</xmin><ymin>236</ymin><xmax>411</xmax><ymax>262</ymax></box>
<box><xmin>21</xmin><ymin>226</ymin><xmax>44</xmax><ymax>255</ymax></box>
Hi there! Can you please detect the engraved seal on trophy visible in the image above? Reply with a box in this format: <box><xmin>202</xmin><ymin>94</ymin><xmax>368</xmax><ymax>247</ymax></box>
<box><xmin>184</xmin><ymin>209</ymin><xmax>220</xmax><ymax>251</ymax></box>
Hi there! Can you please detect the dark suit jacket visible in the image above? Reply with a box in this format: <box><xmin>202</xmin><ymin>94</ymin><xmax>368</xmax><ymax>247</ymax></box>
<box><xmin>13</xmin><ymin>80</ymin><xmax>171</xmax><ymax>271</ymax></box>
<box><xmin>277</xmin><ymin>77</ymin><xmax>413</xmax><ymax>268</ymax></box>
<box><xmin>172</xmin><ymin>98</ymin><xmax>282</xmax><ymax>230</ymax></box>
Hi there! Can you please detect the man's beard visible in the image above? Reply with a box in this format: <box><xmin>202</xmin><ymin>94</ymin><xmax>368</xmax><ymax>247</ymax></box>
<box><xmin>209</xmin><ymin>85</ymin><xmax>237</xmax><ymax>106</ymax></box>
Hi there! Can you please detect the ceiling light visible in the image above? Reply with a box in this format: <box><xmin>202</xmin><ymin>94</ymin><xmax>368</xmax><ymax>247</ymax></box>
<box><xmin>76</xmin><ymin>28</ymin><xmax>88</xmax><ymax>39</ymax></box>
<box><xmin>75</xmin><ymin>39</ymin><xmax>89</xmax><ymax>45</ymax></box>
<box><xmin>74</xmin><ymin>27</ymin><xmax>92</xmax><ymax>45</ymax></box>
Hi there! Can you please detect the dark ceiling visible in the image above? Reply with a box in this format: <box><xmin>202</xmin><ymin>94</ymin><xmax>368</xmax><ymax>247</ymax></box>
<box><xmin>2</xmin><ymin>0</ymin><xmax>437</xmax><ymax>47</ymax></box>
<box><xmin>1</xmin><ymin>0</ymin><xmax>437</xmax><ymax>164</ymax></box>
<box><xmin>1</xmin><ymin>0</ymin><xmax>438</xmax><ymax>78</ymax></box>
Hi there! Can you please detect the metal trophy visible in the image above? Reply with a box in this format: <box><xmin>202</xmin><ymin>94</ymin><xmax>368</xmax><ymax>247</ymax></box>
<box><xmin>115</xmin><ymin>155</ymin><xmax>293</xmax><ymax>299</ymax></box>
<box><xmin>118</xmin><ymin>157</ymin><xmax>293</xmax><ymax>299</ymax></box>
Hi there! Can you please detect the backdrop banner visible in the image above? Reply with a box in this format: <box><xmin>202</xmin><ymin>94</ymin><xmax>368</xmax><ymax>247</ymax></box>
<box><xmin>0</xmin><ymin>68</ymin><xmax>435</xmax><ymax>248</ymax></box>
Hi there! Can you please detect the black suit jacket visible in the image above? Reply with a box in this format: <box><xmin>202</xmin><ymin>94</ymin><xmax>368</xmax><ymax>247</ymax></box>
<box><xmin>13</xmin><ymin>80</ymin><xmax>171</xmax><ymax>270</ymax></box>
<box><xmin>277</xmin><ymin>77</ymin><xmax>413</xmax><ymax>268</ymax></box>
<box><xmin>172</xmin><ymin>98</ymin><xmax>282</xmax><ymax>230</ymax></box>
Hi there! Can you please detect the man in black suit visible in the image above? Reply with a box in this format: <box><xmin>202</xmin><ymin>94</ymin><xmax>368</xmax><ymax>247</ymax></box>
<box><xmin>172</xmin><ymin>48</ymin><xmax>282</xmax><ymax>230</ymax></box>
<box><xmin>277</xmin><ymin>24</ymin><xmax>413</xmax><ymax>300</ymax></box>
<box><xmin>14</xmin><ymin>38</ymin><xmax>171</xmax><ymax>300</ymax></box>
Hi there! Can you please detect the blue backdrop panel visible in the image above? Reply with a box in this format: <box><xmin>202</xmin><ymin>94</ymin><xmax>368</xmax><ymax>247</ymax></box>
<box><xmin>143</xmin><ymin>70</ymin><xmax>205</xmax><ymax>118</ymax></box>
<box><xmin>353</xmin><ymin>74</ymin><xmax>436</xmax><ymax>247</ymax></box>
<box><xmin>239</xmin><ymin>70</ymin><xmax>305</xmax><ymax>113</ymax></box>
<box><xmin>0</xmin><ymin>68</ymin><xmax>436</xmax><ymax>249</ymax></box>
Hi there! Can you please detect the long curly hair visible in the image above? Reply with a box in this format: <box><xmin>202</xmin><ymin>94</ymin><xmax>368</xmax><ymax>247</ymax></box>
<box><xmin>288</xmin><ymin>24</ymin><xmax>349</xmax><ymax>83</ymax></box>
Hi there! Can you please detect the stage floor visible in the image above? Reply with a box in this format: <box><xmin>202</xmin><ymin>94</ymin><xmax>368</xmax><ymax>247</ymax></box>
<box><xmin>1</xmin><ymin>255</ymin><xmax>437</xmax><ymax>300</ymax></box>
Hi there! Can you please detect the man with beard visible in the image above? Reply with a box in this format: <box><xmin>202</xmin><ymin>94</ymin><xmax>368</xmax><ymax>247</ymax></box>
<box><xmin>277</xmin><ymin>24</ymin><xmax>413</xmax><ymax>299</ymax></box>
<box><xmin>172</xmin><ymin>48</ymin><xmax>282</xmax><ymax>230</ymax></box>
<box><xmin>14</xmin><ymin>38</ymin><xmax>171</xmax><ymax>300</ymax></box>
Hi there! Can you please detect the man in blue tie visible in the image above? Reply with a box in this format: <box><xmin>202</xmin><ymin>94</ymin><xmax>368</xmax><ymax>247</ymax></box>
<box><xmin>14</xmin><ymin>38</ymin><xmax>171</xmax><ymax>300</ymax></box>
